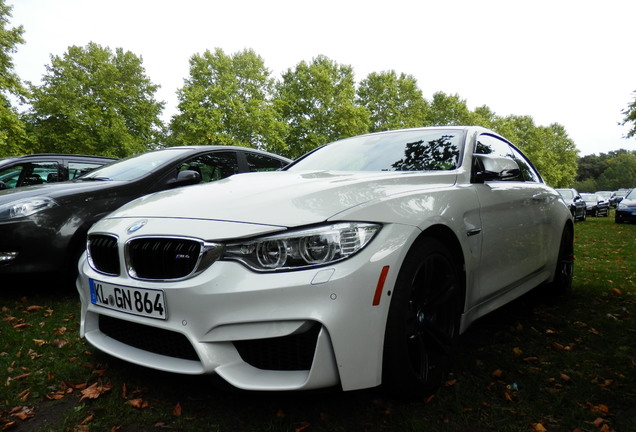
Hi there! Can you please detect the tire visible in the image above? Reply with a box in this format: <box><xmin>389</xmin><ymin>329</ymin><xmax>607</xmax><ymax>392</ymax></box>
<box><xmin>382</xmin><ymin>237</ymin><xmax>463</xmax><ymax>398</ymax></box>
<box><xmin>544</xmin><ymin>225</ymin><xmax>574</xmax><ymax>296</ymax></box>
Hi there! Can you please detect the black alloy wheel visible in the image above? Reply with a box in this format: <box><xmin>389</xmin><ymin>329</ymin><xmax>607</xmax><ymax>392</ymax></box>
<box><xmin>383</xmin><ymin>237</ymin><xmax>463</xmax><ymax>397</ymax></box>
<box><xmin>544</xmin><ymin>225</ymin><xmax>574</xmax><ymax>296</ymax></box>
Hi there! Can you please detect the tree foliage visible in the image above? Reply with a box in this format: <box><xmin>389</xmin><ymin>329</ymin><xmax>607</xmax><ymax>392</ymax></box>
<box><xmin>274</xmin><ymin>55</ymin><xmax>369</xmax><ymax>158</ymax></box>
<box><xmin>573</xmin><ymin>150</ymin><xmax>636</xmax><ymax>191</ymax></box>
<box><xmin>169</xmin><ymin>48</ymin><xmax>285</xmax><ymax>151</ymax></box>
<box><xmin>27</xmin><ymin>43</ymin><xmax>164</xmax><ymax>157</ymax></box>
<box><xmin>0</xmin><ymin>0</ymin><xmax>29</xmax><ymax>157</ymax></box>
<box><xmin>622</xmin><ymin>90</ymin><xmax>636</xmax><ymax>139</ymax></box>
<box><xmin>356</xmin><ymin>71</ymin><xmax>428</xmax><ymax>132</ymax></box>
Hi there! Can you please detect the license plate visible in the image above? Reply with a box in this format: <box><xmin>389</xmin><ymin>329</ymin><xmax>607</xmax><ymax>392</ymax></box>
<box><xmin>89</xmin><ymin>279</ymin><xmax>167</xmax><ymax>320</ymax></box>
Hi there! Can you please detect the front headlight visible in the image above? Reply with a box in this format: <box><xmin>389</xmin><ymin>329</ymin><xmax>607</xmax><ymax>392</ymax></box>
<box><xmin>224</xmin><ymin>222</ymin><xmax>381</xmax><ymax>271</ymax></box>
<box><xmin>0</xmin><ymin>197</ymin><xmax>59</xmax><ymax>221</ymax></box>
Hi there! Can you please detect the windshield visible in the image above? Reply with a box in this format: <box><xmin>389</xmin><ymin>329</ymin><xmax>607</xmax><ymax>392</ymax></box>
<box><xmin>287</xmin><ymin>129</ymin><xmax>464</xmax><ymax>172</ymax></box>
<box><xmin>558</xmin><ymin>190</ymin><xmax>574</xmax><ymax>199</ymax></box>
<box><xmin>580</xmin><ymin>193</ymin><xmax>597</xmax><ymax>201</ymax></box>
<box><xmin>79</xmin><ymin>148</ymin><xmax>191</xmax><ymax>181</ymax></box>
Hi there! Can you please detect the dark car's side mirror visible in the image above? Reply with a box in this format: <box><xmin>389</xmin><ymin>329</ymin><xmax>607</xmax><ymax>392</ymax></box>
<box><xmin>574</xmin><ymin>195</ymin><xmax>582</xmax><ymax>202</ymax></box>
<box><xmin>472</xmin><ymin>154</ymin><xmax>521</xmax><ymax>183</ymax></box>
<box><xmin>168</xmin><ymin>170</ymin><xmax>201</xmax><ymax>188</ymax></box>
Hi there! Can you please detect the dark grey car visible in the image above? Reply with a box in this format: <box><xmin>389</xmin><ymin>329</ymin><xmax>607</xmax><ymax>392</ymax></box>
<box><xmin>0</xmin><ymin>146</ymin><xmax>290</xmax><ymax>284</ymax></box>
<box><xmin>556</xmin><ymin>188</ymin><xmax>586</xmax><ymax>221</ymax></box>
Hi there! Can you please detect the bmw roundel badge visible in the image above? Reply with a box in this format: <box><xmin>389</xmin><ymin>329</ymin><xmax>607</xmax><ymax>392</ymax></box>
<box><xmin>127</xmin><ymin>219</ymin><xmax>147</xmax><ymax>234</ymax></box>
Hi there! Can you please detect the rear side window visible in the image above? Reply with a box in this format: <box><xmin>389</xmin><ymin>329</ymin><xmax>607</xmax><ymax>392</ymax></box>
<box><xmin>245</xmin><ymin>153</ymin><xmax>288</xmax><ymax>172</ymax></box>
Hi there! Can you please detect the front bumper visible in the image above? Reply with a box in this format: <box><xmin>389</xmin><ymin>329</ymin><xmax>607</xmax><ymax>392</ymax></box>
<box><xmin>77</xmin><ymin>223</ymin><xmax>417</xmax><ymax>391</ymax></box>
<box><xmin>615</xmin><ymin>209</ymin><xmax>636</xmax><ymax>223</ymax></box>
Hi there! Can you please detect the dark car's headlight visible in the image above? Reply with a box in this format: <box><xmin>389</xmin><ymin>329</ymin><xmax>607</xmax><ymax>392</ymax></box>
<box><xmin>224</xmin><ymin>222</ymin><xmax>381</xmax><ymax>271</ymax></box>
<box><xmin>0</xmin><ymin>197</ymin><xmax>58</xmax><ymax>221</ymax></box>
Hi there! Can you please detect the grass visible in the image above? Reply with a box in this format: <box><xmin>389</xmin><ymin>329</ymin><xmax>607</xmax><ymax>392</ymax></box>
<box><xmin>1</xmin><ymin>213</ymin><xmax>634</xmax><ymax>432</ymax></box>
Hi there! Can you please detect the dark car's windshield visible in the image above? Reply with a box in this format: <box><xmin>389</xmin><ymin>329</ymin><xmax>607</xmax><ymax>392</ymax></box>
<box><xmin>287</xmin><ymin>129</ymin><xmax>464</xmax><ymax>172</ymax></box>
<box><xmin>558</xmin><ymin>190</ymin><xmax>574</xmax><ymax>200</ymax></box>
<box><xmin>79</xmin><ymin>148</ymin><xmax>191</xmax><ymax>181</ymax></box>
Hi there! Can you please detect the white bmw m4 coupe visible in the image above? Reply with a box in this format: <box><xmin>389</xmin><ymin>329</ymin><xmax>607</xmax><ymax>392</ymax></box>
<box><xmin>77</xmin><ymin>126</ymin><xmax>574</xmax><ymax>397</ymax></box>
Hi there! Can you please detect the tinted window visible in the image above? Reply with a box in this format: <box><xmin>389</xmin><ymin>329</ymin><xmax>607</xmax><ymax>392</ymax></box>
<box><xmin>68</xmin><ymin>161</ymin><xmax>105</xmax><ymax>179</ymax></box>
<box><xmin>288</xmin><ymin>130</ymin><xmax>463</xmax><ymax>172</ymax></box>
<box><xmin>177</xmin><ymin>152</ymin><xmax>238</xmax><ymax>183</ymax></box>
<box><xmin>245</xmin><ymin>152</ymin><xmax>288</xmax><ymax>172</ymax></box>
<box><xmin>0</xmin><ymin>162</ymin><xmax>59</xmax><ymax>187</ymax></box>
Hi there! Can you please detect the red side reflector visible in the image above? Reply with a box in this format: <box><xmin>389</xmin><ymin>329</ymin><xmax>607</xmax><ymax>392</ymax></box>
<box><xmin>372</xmin><ymin>266</ymin><xmax>390</xmax><ymax>306</ymax></box>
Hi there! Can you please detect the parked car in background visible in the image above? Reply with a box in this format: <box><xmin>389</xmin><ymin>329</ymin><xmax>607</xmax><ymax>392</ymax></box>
<box><xmin>556</xmin><ymin>188</ymin><xmax>586</xmax><ymax>221</ymax></box>
<box><xmin>614</xmin><ymin>188</ymin><xmax>632</xmax><ymax>205</ymax></box>
<box><xmin>595</xmin><ymin>190</ymin><xmax>618</xmax><ymax>208</ymax></box>
<box><xmin>615</xmin><ymin>188</ymin><xmax>636</xmax><ymax>224</ymax></box>
<box><xmin>77</xmin><ymin>126</ymin><xmax>574</xmax><ymax>397</ymax></box>
<box><xmin>0</xmin><ymin>153</ymin><xmax>116</xmax><ymax>189</ymax></box>
<box><xmin>580</xmin><ymin>193</ymin><xmax>610</xmax><ymax>217</ymax></box>
<box><xmin>0</xmin><ymin>146</ymin><xmax>290</xmax><ymax>283</ymax></box>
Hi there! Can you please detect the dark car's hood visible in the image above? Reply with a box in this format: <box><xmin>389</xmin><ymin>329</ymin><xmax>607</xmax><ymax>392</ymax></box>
<box><xmin>107</xmin><ymin>170</ymin><xmax>458</xmax><ymax>227</ymax></box>
<box><xmin>0</xmin><ymin>180</ymin><xmax>129</xmax><ymax>203</ymax></box>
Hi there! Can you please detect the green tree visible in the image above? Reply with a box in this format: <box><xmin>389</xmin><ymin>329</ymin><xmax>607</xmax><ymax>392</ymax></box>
<box><xmin>621</xmin><ymin>90</ymin><xmax>636</xmax><ymax>138</ymax></box>
<box><xmin>597</xmin><ymin>153</ymin><xmax>636</xmax><ymax>190</ymax></box>
<box><xmin>28</xmin><ymin>43</ymin><xmax>164</xmax><ymax>157</ymax></box>
<box><xmin>492</xmin><ymin>115</ymin><xmax>578</xmax><ymax>187</ymax></box>
<box><xmin>169</xmin><ymin>48</ymin><xmax>285</xmax><ymax>151</ymax></box>
<box><xmin>274</xmin><ymin>55</ymin><xmax>369</xmax><ymax>158</ymax></box>
<box><xmin>0</xmin><ymin>0</ymin><xmax>29</xmax><ymax>157</ymax></box>
<box><xmin>427</xmin><ymin>92</ymin><xmax>475</xmax><ymax>126</ymax></box>
<box><xmin>356</xmin><ymin>70</ymin><xmax>428</xmax><ymax>132</ymax></box>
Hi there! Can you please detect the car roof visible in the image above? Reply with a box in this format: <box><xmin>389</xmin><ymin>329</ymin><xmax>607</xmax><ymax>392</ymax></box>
<box><xmin>0</xmin><ymin>153</ymin><xmax>116</xmax><ymax>165</ymax></box>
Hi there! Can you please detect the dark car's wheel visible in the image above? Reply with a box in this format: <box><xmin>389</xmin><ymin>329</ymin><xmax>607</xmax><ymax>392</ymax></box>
<box><xmin>382</xmin><ymin>237</ymin><xmax>463</xmax><ymax>398</ymax></box>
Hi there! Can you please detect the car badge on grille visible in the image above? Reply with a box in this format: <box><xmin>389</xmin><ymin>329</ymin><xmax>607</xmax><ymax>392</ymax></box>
<box><xmin>127</xmin><ymin>219</ymin><xmax>147</xmax><ymax>234</ymax></box>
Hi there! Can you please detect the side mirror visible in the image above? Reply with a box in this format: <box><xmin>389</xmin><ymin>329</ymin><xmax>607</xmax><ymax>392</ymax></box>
<box><xmin>168</xmin><ymin>169</ymin><xmax>201</xmax><ymax>188</ymax></box>
<box><xmin>472</xmin><ymin>154</ymin><xmax>521</xmax><ymax>183</ymax></box>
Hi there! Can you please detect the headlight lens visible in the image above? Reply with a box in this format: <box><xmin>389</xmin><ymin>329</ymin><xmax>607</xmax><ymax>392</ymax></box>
<box><xmin>0</xmin><ymin>197</ymin><xmax>58</xmax><ymax>221</ymax></box>
<box><xmin>224</xmin><ymin>222</ymin><xmax>381</xmax><ymax>271</ymax></box>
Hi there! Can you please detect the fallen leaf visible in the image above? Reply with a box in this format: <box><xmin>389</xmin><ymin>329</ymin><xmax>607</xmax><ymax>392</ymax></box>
<box><xmin>531</xmin><ymin>423</ymin><xmax>547</xmax><ymax>432</ymax></box>
<box><xmin>491</xmin><ymin>369</ymin><xmax>503</xmax><ymax>378</ymax></box>
<box><xmin>10</xmin><ymin>406</ymin><xmax>35</xmax><ymax>421</ymax></box>
<box><xmin>2</xmin><ymin>421</ymin><xmax>17</xmax><ymax>430</ymax></box>
<box><xmin>52</xmin><ymin>339</ymin><xmax>69</xmax><ymax>348</ymax></box>
<box><xmin>512</xmin><ymin>347</ymin><xmax>523</xmax><ymax>357</ymax></box>
<box><xmin>26</xmin><ymin>305</ymin><xmax>44</xmax><ymax>312</ymax></box>
<box><xmin>294</xmin><ymin>422</ymin><xmax>310</xmax><ymax>432</ymax></box>
<box><xmin>172</xmin><ymin>402</ymin><xmax>182</xmax><ymax>416</ymax></box>
<box><xmin>593</xmin><ymin>417</ymin><xmax>606</xmax><ymax>427</ymax></box>
<box><xmin>17</xmin><ymin>389</ymin><xmax>30</xmax><ymax>402</ymax></box>
<box><xmin>127</xmin><ymin>398</ymin><xmax>149</xmax><ymax>409</ymax></box>
<box><xmin>80</xmin><ymin>414</ymin><xmax>94</xmax><ymax>425</ymax></box>
<box><xmin>80</xmin><ymin>382</ymin><xmax>112</xmax><ymax>401</ymax></box>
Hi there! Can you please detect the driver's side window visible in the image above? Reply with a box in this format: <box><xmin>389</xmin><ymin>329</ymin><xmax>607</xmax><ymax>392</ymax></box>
<box><xmin>177</xmin><ymin>152</ymin><xmax>239</xmax><ymax>183</ymax></box>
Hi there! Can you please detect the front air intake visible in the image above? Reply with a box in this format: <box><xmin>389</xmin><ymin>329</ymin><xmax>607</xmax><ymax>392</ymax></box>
<box><xmin>126</xmin><ymin>237</ymin><xmax>202</xmax><ymax>280</ymax></box>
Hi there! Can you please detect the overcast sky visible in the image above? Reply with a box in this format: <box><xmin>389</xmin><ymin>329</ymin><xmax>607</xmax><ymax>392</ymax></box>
<box><xmin>8</xmin><ymin>0</ymin><xmax>636</xmax><ymax>156</ymax></box>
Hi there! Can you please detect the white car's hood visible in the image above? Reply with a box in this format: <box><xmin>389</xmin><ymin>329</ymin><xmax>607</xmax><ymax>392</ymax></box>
<box><xmin>106</xmin><ymin>170</ymin><xmax>457</xmax><ymax>227</ymax></box>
